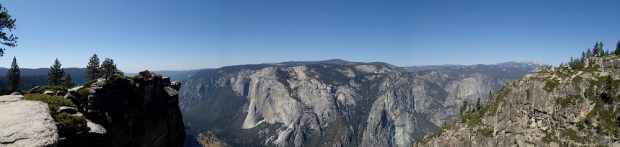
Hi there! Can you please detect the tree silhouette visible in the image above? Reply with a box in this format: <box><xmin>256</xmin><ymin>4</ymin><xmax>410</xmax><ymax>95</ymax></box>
<box><xmin>0</xmin><ymin>4</ymin><xmax>18</xmax><ymax>57</ymax></box>
<box><xmin>86</xmin><ymin>54</ymin><xmax>101</xmax><ymax>81</ymax></box>
<box><xmin>63</xmin><ymin>73</ymin><xmax>75</xmax><ymax>88</ymax></box>
<box><xmin>100</xmin><ymin>58</ymin><xmax>121</xmax><ymax>80</ymax></box>
<box><xmin>476</xmin><ymin>97</ymin><xmax>482</xmax><ymax>110</ymax></box>
<box><xmin>615</xmin><ymin>40</ymin><xmax>620</xmax><ymax>56</ymax></box>
<box><xmin>460</xmin><ymin>100</ymin><xmax>469</xmax><ymax>115</ymax></box>
<box><xmin>594</xmin><ymin>42</ymin><xmax>602</xmax><ymax>56</ymax></box>
<box><xmin>7</xmin><ymin>56</ymin><xmax>19</xmax><ymax>91</ymax></box>
<box><xmin>48</xmin><ymin>58</ymin><xmax>65</xmax><ymax>86</ymax></box>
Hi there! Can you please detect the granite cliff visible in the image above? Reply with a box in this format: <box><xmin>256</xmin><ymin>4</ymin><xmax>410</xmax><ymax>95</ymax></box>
<box><xmin>180</xmin><ymin>60</ymin><xmax>540</xmax><ymax>146</ymax></box>
<box><xmin>417</xmin><ymin>56</ymin><xmax>620</xmax><ymax>146</ymax></box>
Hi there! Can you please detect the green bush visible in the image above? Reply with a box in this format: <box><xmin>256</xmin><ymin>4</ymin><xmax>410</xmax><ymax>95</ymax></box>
<box><xmin>543</xmin><ymin>79</ymin><xmax>560</xmax><ymax>93</ymax></box>
<box><xmin>555</xmin><ymin>95</ymin><xmax>580</xmax><ymax>108</ymax></box>
<box><xmin>460</xmin><ymin>111</ymin><xmax>483</xmax><ymax>128</ymax></box>
<box><xmin>542</xmin><ymin>130</ymin><xmax>559</xmax><ymax>143</ymax></box>
<box><xmin>25</xmin><ymin>94</ymin><xmax>85</xmax><ymax>136</ymax></box>
<box><xmin>562</xmin><ymin>128</ymin><xmax>584</xmax><ymax>142</ymax></box>
<box><xmin>55</xmin><ymin>112</ymin><xmax>86</xmax><ymax>135</ymax></box>
<box><xmin>556</xmin><ymin>97</ymin><xmax>571</xmax><ymax>108</ymax></box>
<box><xmin>466</xmin><ymin>113</ymin><xmax>482</xmax><ymax>127</ymax></box>
<box><xmin>25</xmin><ymin>94</ymin><xmax>75</xmax><ymax>113</ymax></box>
<box><xmin>77</xmin><ymin>88</ymin><xmax>91</xmax><ymax>103</ymax></box>
<box><xmin>596</xmin><ymin>105</ymin><xmax>617</xmax><ymax>135</ymax></box>
<box><xmin>479</xmin><ymin>128</ymin><xmax>494</xmax><ymax>137</ymax></box>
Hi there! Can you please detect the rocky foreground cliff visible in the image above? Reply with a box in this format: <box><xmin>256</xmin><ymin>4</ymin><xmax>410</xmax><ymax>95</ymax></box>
<box><xmin>417</xmin><ymin>56</ymin><xmax>620</xmax><ymax>146</ymax></box>
<box><xmin>179</xmin><ymin>60</ymin><xmax>540</xmax><ymax>146</ymax></box>
<box><xmin>66</xmin><ymin>71</ymin><xmax>185</xmax><ymax>146</ymax></box>
<box><xmin>72</xmin><ymin>71</ymin><xmax>186</xmax><ymax>146</ymax></box>
<box><xmin>0</xmin><ymin>71</ymin><xmax>186</xmax><ymax>147</ymax></box>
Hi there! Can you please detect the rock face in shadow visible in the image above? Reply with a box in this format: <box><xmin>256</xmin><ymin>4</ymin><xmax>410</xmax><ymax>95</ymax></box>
<box><xmin>0</xmin><ymin>95</ymin><xmax>58</xmax><ymax>146</ymax></box>
<box><xmin>77</xmin><ymin>71</ymin><xmax>185</xmax><ymax>147</ymax></box>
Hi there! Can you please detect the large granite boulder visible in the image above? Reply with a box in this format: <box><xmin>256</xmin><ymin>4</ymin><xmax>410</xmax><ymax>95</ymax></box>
<box><xmin>0</xmin><ymin>95</ymin><xmax>58</xmax><ymax>146</ymax></box>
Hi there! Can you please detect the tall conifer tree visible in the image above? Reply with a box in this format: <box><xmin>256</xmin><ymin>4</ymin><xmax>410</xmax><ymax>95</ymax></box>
<box><xmin>7</xmin><ymin>57</ymin><xmax>19</xmax><ymax>91</ymax></box>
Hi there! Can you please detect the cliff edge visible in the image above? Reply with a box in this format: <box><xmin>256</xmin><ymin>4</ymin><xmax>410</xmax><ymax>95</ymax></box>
<box><xmin>417</xmin><ymin>56</ymin><xmax>620</xmax><ymax>146</ymax></box>
<box><xmin>63</xmin><ymin>70</ymin><xmax>186</xmax><ymax>146</ymax></box>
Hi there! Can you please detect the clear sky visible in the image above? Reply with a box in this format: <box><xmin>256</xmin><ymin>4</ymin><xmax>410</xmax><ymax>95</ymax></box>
<box><xmin>1</xmin><ymin>0</ymin><xmax>619</xmax><ymax>72</ymax></box>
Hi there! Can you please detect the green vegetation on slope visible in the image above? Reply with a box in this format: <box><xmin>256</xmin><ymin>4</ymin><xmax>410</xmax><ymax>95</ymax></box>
<box><xmin>543</xmin><ymin>78</ymin><xmax>559</xmax><ymax>93</ymax></box>
<box><xmin>419</xmin><ymin>40</ymin><xmax>620</xmax><ymax>146</ymax></box>
<box><xmin>25</xmin><ymin>94</ymin><xmax>86</xmax><ymax>136</ymax></box>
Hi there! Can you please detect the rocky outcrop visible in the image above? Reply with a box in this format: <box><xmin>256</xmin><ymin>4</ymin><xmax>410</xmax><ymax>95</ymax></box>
<box><xmin>180</xmin><ymin>60</ymin><xmax>540</xmax><ymax>146</ymax></box>
<box><xmin>0</xmin><ymin>95</ymin><xmax>58</xmax><ymax>146</ymax></box>
<box><xmin>407</xmin><ymin>62</ymin><xmax>541</xmax><ymax>127</ymax></box>
<box><xmin>417</xmin><ymin>56</ymin><xmax>620</xmax><ymax>146</ymax></box>
<box><xmin>65</xmin><ymin>71</ymin><xmax>185</xmax><ymax>147</ymax></box>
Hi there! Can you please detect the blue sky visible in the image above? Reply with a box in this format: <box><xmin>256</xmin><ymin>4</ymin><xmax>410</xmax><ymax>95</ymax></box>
<box><xmin>1</xmin><ymin>0</ymin><xmax>619</xmax><ymax>72</ymax></box>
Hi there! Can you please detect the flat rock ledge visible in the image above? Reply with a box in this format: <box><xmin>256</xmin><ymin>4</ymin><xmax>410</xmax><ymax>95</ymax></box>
<box><xmin>0</xmin><ymin>95</ymin><xmax>58</xmax><ymax>147</ymax></box>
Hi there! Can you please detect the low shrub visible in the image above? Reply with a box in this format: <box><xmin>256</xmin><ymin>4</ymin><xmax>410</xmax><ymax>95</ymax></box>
<box><xmin>562</xmin><ymin>128</ymin><xmax>584</xmax><ymax>142</ymax></box>
<box><xmin>479</xmin><ymin>128</ymin><xmax>494</xmax><ymax>137</ymax></box>
<box><xmin>542</xmin><ymin>130</ymin><xmax>559</xmax><ymax>143</ymax></box>
<box><xmin>543</xmin><ymin>79</ymin><xmax>560</xmax><ymax>93</ymax></box>
<box><xmin>55</xmin><ymin>112</ymin><xmax>86</xmax><ymax>135</ymax></box>
<box><xmin>25</xmin><ymin>94</ymin><xmax>86</xmax><ymax>136</ymax></box>
<box><xmin>25</xmin><ymin>94</ymin><xmax>75</xmax><ymax>112</ymax></box>
<box><xmin>77</xmin><ymin>88</ymin><xmax>91</xmax><ymax>103</ymax></box>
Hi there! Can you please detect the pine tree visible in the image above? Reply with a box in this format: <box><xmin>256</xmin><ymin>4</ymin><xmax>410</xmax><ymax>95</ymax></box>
<box><xmin>604</xmin><ymin>50</ymin><xmax>610</xmax><ymax>56</ymax></box>
<box><xmin>586</xmin><ymin>48</ymin><xmax>593</xmax><ymax>57</ymax></box>
<box><xmin>7</xmin><ymin>57</ymin><xmax>19</xmax><ymax>91</ymax></box>
<box><xmin>0</xmin><ymin>4</ymin><xmax>18</xmax><ymax>57</ymax></box>
<box><xmin>581</xmin><ymin>51</ymin><xmax>586</xmax><ymax>60</ymax></box>
<box><xmin>603</xmin><ymin>75</ymin><xmax>613</xmax><ymax>103</ymax></box>
<box><xmin>615</xmin><ymin>40</ymin><xmax>620</xmax><ymax>56</ymax></box>
<box><xmin>48</xmin><ymin>58</ymin><xmax>65</xmax><ymax>86</ymax></box>
<box><xmin>86</xmin><ymin>54</ymin><xmax>101</xmax><ymax>81</ymax></box>
<box><xmin>100</xmin><ymin>58</ymin><xmax>121</xmax><ymax>80</ymax></box>
<box><xmin>63</xmin><ymin>73</ymin><xmax>75</xmax><ymax>88</ymax></box>
<box><xmin>594</xmin><ymin>42</ymin><xmax>601</xmax><ymax>56</ymax></box>
<box><xmin>460</xmin><ymin>100</ymin><xmax>469</xmax><ymax>115</ymax></box>
<box><xmin>476</xmin><ymin>97</ymin><xmax>482</xmax><ymax>110</ymax></box>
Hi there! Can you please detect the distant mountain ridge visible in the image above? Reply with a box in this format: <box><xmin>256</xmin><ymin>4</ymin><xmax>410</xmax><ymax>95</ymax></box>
<box><xmin>405</xmin><ymin>61</ymin><xmax>545</xmax><ymax>72</ymax></box>
<box><xmin>178</xmin><ymin>59</ymin><xmax>542</xmax><ymax>146</ymax></box>
<box><xmin>0</xmin><ymin>67</ymin><xmax>198</xmax><ymax>90</ymax></box>
<box><xmin>0</xmin><ymin>67</ymin><xmax>86</xmax><ymax>90</ymax></box>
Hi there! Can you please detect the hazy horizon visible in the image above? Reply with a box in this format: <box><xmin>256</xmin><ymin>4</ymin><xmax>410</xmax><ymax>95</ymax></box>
<box><xmin>1</xmin><ymin>0</ymin><xmax>619</xmax><ymax>73</ymax></box>
<box><xmin>0</xmin><ymin>59</ymin><xmax>546</xmax><ymax>72</ymax></box>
